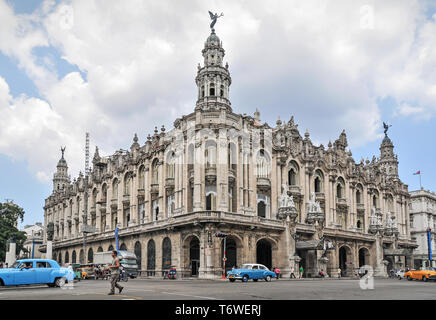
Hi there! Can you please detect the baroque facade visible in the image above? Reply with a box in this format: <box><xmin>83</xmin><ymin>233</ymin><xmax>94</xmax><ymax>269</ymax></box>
<box><xmin>409</xmin><ymin>189</ymin><xmax>436</xmax><ymax>269</ymax></box>
<box><xmin>41</xmin><ymin>29</ymin><xmax>416</xmax><ymax>278</ymax></box>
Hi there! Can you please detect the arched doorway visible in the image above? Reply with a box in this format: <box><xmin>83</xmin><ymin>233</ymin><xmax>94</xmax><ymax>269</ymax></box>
<box><xmin>358</xmin><ymin>248</ymin><xmax>370</xmax><ymax>267</ymax></box>
<box><xmin>72</xmin><ymin>251</ymin><xmax>76</xmax><ymax>263</ymax></box>
<box><xmin>256</xmin><ymin>239</ymin><xmax>272</xmax><ymax>269</ymax></box>
<box><xmin>134</xmin><ymin>241</ymin><xmax>142</xmax><ymax>270</ymax></box>
<box><xmin>189</xmin><ymin>237</ymin><xmax>200</xmax><ymax>276</ymax></box>
<box><xmin>147</xmin><ymin>239</ymin><xmax>156</xmax><ymax>276</ymax></box>
<box><xmin>58</xmin><ymin>252</ymin><xmax>62</xmax><ymax>265</ymax></box>
<box><xmin>221</xmin><ymin>237</ymin><xmax>237</xmax><ymax>273</ymax></box>
<box><xmin>257</xmin><ymin>201</ymin><xmax>266</xmax><ymax>218</ymax></box>
<box><xmin>162</xmin><ymin>237</ymin><xmax>172</xmax><ymax>272</ymax></box>
<box><xmin>338</xmin><ymin>246</ymin><xmax>352</xmax><ymax>276</ymax></box>
<box><xmin>97</xmin><ymin>246</ymin><xmax>103</xmax><ymax>253</ymax></box>
<box><xmin>120</xmin><ymin>243</ymin><xmax>127</xmax><ymax>251</ymax></box>
<box><xmin>88</xmin><ymin>248</ymin><xmax>93</xmax><ymax>264</ymax></box>
<box><xmin>79</xmin><ymin>249</ymin><xmax>84</xmax><ymax>264</ymax></box>
<box><xmin>108</xmin><ymin>245</ymin><xmax>114</xmax><ymax>251</ymax></box>
<box><xmin>65</xmin><ymin>251</ymin><xmax>69</xmax><ymax>264</ymax></box>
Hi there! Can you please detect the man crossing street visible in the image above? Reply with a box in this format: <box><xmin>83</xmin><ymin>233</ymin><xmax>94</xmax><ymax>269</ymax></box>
<box><xmin>108</xmin><ymin>250</ymin><xmax>124</xmax><ymax>295</ymax></box>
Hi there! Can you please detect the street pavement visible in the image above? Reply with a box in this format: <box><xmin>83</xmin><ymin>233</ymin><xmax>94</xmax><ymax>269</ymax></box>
<box><xmin>0</xmin><ymin>277</ymin><xmax>435</xmax><ymax>300</ymax></box>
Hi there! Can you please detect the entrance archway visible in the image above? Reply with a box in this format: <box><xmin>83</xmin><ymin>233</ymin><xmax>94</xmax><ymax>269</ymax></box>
<box><xmin>338</xmin><ymin>246</ymin><xmax>352</xmax><ymax>276</ymax></box>
<box><xmin>162</xmin><ymin>237</ymin><xmax>172</xmax><ymax>271</ymax></box>
<box><xmin>256</xmin><ymin>239</ymin><xmax>272</xmax><ymax>269</ymax></box>
<box><xmin>79</xmin><ymin>249</ymin><xmax>84</xmax><ymax>264</ymax></box>
<box><xmin>221</xmin><ymin>237</ymin><xmax>237</xmax><ymax>273</ymax></box>
<box><xmin>65</xmin><ymin>251</ymin><xmax>69</xmax><ymax>264</ymax></box>
<box><xmin>134</xmin><ymin>241</ymin><xmax>142</xmax><ymax>270</ymax></box>
<box><xmin>147</xmin><ymin>239</ymin><xmax>156</xmax><ymax>276</ymax></box>
<box><xmin>72</xmin><ymin>251</ymin><xmax>76</xmax><ymax>263</ymax></box>
<box><xmin>88</xmin><ymin>248</ymin><xmax>93</xmax><ymax>263</ymax></box>
<box><xmin>97</xmin><ymin>247</ymin><xmax>103</xmax><ymax>253</ymax></box>
<box><xmin>189</xmin><ymin>237</ymin><xmax>200</xmax><ymax>276</ymax></box>
<box><xmin>358</xmin><ymin>248</ymin><xmax>370</xmax><ymax>267</ymax></box>
<box><xmin>120</xmin><ymin>243</ymin><xmax>127</xmax><ymax>251</ymax></box>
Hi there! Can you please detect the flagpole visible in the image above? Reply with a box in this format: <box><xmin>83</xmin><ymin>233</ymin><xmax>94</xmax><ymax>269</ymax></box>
<box><xmin>420</xmin><ymin>173</ymin><xmax>422</xmax><ymax>190</ymax></box>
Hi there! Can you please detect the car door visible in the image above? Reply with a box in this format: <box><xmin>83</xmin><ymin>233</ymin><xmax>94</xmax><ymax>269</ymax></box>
<box><xmin>35</xmin><ymin>261</ymin><xmax>51</xmax><ymax>284</ymax></box>
<box><xmin>258</xmin><ymin>265</ymin><xmax>268</xmax><ymax>278</ymax></box>
<box><xmin>16</xmin><ymin>261</ymin><xmax>37</xmax><ymax>285</ymax></box>
<box><xmin>251</xmin><ymin>265</ymin><xmax>261</xmax><ymax>279</ymax></box>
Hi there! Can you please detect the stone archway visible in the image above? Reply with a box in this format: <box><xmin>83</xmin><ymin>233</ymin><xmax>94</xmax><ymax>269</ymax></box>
<box><xmin>88</xmin><ymin>248</ymin><xmax>93</xmax><ymax>264</ymax></box>
<box><xmin>72</xmin><ymin>250</ymin><xmax>76</xmax><ymax>263</ymax></box>
<box><xmin>134</xmin><ymin>241</ymin><xmax>142</xmax><ymax>270</ymax></box>
<box><xmin>79</xmin><ymin>249</ymin><xmax>85</xmax><ymax>264</ymax></box>
<box><xmin>108</xmin><ymin>244</ymin><xmax>114</xmax><ymax>251</ymax></box>
<box><xmin>97</xmin><ymin>246</ymin><xmax>103</xmax><ymax>253</ymax></box>
<box><xmin>338</xmin><ymin>245</ymin><xmax>353</xmax><ymax>276</ymax></box>
<box><xmin>189</xmin><ymin>236</ymin><xmax>200</xmax><ymax>276</ymax></box>
<box><xmin>221</xmin><ymin>237</ymin><xmax>238</xmax><ymax>273</ymax></box>
<box><xmin>358</xmin><ymin>247</ymin><xmax>370</xmax><ymax>267</ymax></box>
<box><xmin>147</xmin><ymin>239</ymin><xmax>156</xmax><ymax>276</ymax></box>
<box><xmin>120</xmin><ymin>243</ymin><xmax>127</xmax><ymax>251</ymax></box>
<box><xmin>162</xmin><ymin>237</ymin><xmax>172</xmax><ymax>271</ymax></box>
<box><xmin>65</xmin><ymin>251</ymin><xmax>69</xmax><ymax>264</ymax></box>
<box><xmin>256</xmin><ymin>239</ymin><xmax>272</xmax><ymax>270</ymax></box>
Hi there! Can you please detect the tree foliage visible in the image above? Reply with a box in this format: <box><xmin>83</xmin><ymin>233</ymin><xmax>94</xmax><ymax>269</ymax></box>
<box><xmin>0</xmin><ymin>202</ymin><xmax>27</xmax><ymax>262</ymax></box>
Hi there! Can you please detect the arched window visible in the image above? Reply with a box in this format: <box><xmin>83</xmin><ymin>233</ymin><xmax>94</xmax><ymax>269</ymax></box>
<box><xmin>356</xmin><ymin>184</ymin><xmax>363</xmax><ymax>204</ymax></box>
<box><xmin>65</xmin><ymin>251</ymin><xmax>69</xmax><ymax>264</ymax></box>
<box><xmin>92</xmin><ymin>188</ymin><xmax>97</xmax><ymax>207</ymax></box>
<box><xmin>387</xmin><ymin>194</ymin><xmax>394</xmax><ymax>212</ymax></box>
<box><xmin>336</xmin><ymin>178</ymin><xmax>345</xmax><ymax>199</ymax></box>
<box><xmin>228</xmin><ymin>143</ymin><xmax>237</xmax><ymax>170</ymax></box>
<box><xmin>102</xmin><ymin>184</ymin><xmax>107</xmax><ymax>203</ymax></box>
<box><xmin>209</xmin><ymin>83</ymin><xmax>215</xmax><ymax>96</ymax></box>
<box><xmin>147</xmin><ymin>240</ymin><xmax>155</xmax><ymax>275</ymax></box>
<box><xmin>166</xmin><ymin>152</ymin><xmax>175</xmax><ymax>179</ymax></box>
<box><xmin>72</xmin><ymin>250</ymin><xmax>76</xmax><ymax>263</ymax></box>
<box><xmin>124</xmin><ymin>173</ymin><xmax>131</xmax><ymax>195</ymax></box>
<box><xmin>162</xmin><ymin>237</ymin><xmax>172</xmax><ymax>270</ymax></box>
<box><xmin>256</xmin><ymin>149</ymin><xmax>271</xmax><ymax>179</ymax></box>
<box><xmin>288</xmin><ymin>161</ymin><xmax>299</xmax><ymax>186</ymax></box>
<box><xmin>206</xmin><ymin>185</ymin><xmax>217</xmax><ymax>211</ymax></box>
<box><xmin>205</xmin><ymin>140</ymin><xmax>217</xmax><ymax>168</ymax></box>
<box><xmin>257</xmin><ymin>194</ymin><xmax>270</xmax><ymax>218</ymax></box>
<box><xmin>152</xmin><ymin>159</ymin><xmax>159</xmax><ymax>184</ymax></box>
<box><xmin>112</xmin><ymin>179</ymin><xmax>118</xmax><ymax>199</ymax></box>
<box><xmin>372</xmin><ymin>190</ymin><xmax>379</xmax><ymax>208</ymax></box>
<box><xmin>88</xmin><ymin>248</ymin><xmax>93</xmax><ymax>263</ymax></box>
<box><xmin>138</xmin><ymin>166</ymin><xmax>145</xmax><ymax>190</ymax></box>
<box><xmin>220</xmin><ymin>85</ymin><xmax>224</xmax><ymax>97</ymax></box>
<box><xmin>314</xmin><ymin>169</ymin><xmax>324</xmax><ymax>193</ymax></box>
<box><xmin>201</xmin><ymin>85</ymin><xmax>205</xmax><ymax>98</ymax></box>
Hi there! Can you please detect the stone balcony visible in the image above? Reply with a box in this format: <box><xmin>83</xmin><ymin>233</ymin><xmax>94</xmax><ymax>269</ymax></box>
<box><xmin>336</xmin><ymin>198</ymin><xmax>348</xmax><ymax>207</ymax></box>
<box><xmin>165</xmin><ymin>177</ymin><xmax>175</xmax><ymax>189</ymax></box>
<box><xmin>256</xmin><ymin>177</ymin><xmax>271</xmax><ymax>191</ymax></box>
<box><xmin>356</xmin><ymin>203</ymin><xmax>365</xmax><ymax>211</ymax></box>
<box><xmin>151</xmin><ymin>184</ymin><xmax>159</xmax><ymax>195</ymax></box>
<box><xmin>110</xmin><ymin>199</ymin><xmax>118</xmax><ymax>209</ymax></box>
<box><xmin>137</xmin><ymin>189</ymin><xmax>145</xmax><ymax>199</ymax></box>
<box><xmin>289</xmin><ymin>185</ymin><xmax>301</xmax><ymax>194</ymax></box>
<box><xmin>205</xmin><ymin>166</ymin><xmax>217</xmax><ymax>184</ymax></box>
<box><xmin>315</xmin><ymin>192</ymin><xmax>325</xmax><ymax>201</ymax></box>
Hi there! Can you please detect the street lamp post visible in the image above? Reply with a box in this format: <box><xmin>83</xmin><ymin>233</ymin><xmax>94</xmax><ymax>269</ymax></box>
<box><xmin>215</xmin><ymin>232</ymin><xmax>227</xmax><ymax>279</ymax></box>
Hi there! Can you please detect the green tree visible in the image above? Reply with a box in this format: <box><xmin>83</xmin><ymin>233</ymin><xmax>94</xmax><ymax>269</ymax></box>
<box><xmin>0</xmin><ymin>202</ymin><xmax>27</xmax><ymax>262</ymax></box>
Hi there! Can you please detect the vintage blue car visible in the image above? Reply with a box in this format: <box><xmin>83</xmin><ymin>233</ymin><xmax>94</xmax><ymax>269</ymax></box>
<box><xmin>0</xmin><ymin>259</ymin><xmax>75</xmax><ymax>287</ymax></box>
<box><xmin>227</xmin><ymin>263</ymin><xmax>276</xmax><ymax>282</ymax></box>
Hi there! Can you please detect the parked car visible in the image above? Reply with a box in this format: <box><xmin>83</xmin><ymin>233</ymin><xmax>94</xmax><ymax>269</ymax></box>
<box><xmin>395</xmin><ymin>270</ymin><xmax>405</xmax><ymax>280</ymax></box>
<box><xmin>404</xmin><ymin>268</ymin><xmax>436</xmax><ymax>282</ymax></box>
<box><xmin>227</xmin><ymin>264</ymin><xmax>276</xmax><ymax>282</ymax></box>
<box><xmin>0</xmin><ymin>259</ymin><xmax>75</xmax><ymax>287</ymax></box>
<box><xmin>71</xmin><ymin>263</ymin><xmax>82</xmax><ymax>281</ymax></box>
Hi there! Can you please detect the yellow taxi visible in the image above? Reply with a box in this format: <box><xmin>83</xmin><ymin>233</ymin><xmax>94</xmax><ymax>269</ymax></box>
<box><xmin>404</xmin><ymin>268</ymin><xmax>436</xmax><ymax>282</ymax></box>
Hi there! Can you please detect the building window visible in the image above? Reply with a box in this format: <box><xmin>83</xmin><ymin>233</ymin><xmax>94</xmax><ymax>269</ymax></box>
<box><xmin>206</xmin><ymin>185</ymin><xmax>217</xmax><ymax>211</ymax></box>
<box><xmin>257</xmin><ymin>194</ymin><xmax>270</xmax><ymax>218</ymax></box>
<box><xmin>256</xmin><ymin>149</ymin><xmax>270</xmax><ymax>179</ymax></box>
<box><xmin>209</xmin><ymin>83</ymin><xmax>215</xmax><ymax>96</ymax></box>
<box><xmin>288</xmin><ymin>161</ymin><xmax>299</xmax><ymax>186</ymax></box>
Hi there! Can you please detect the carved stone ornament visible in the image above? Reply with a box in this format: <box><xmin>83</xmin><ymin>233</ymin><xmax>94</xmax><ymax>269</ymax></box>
<box><xmin>277</xmin><ymin>184</ymin><xmax>298</xmax><ymax>221</ymax></box>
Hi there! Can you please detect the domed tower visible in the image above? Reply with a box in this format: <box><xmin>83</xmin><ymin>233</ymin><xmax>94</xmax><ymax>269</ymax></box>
<box><xmin>379</xmin><ymin>126</ymin><xmax>399</xmax><ymax>178</ymax></box>
<box><xmin>53</xmin><ymin>147</ymin><xmax>70</xmax><ymax>192</ymax></box>
<box><xmin>195</xmin><ymin>29</ymin><xmax>232</xmax><ymax>112</ymax></box>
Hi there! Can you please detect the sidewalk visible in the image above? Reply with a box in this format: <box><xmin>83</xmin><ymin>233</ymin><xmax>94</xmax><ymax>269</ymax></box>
<box><xmin>136</xmin><ymin>276</ymin><xmax>386</xmax><ymax>281</ymax></box>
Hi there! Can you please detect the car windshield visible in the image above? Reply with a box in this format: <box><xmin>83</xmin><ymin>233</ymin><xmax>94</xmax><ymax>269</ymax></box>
<box><xmin>240</xmin><ymin>264</ymin><xmax>252</xmax><ymax>269</ymax></box>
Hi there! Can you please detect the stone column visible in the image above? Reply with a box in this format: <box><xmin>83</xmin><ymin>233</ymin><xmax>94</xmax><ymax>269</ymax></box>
<box><xmin>217</xmin><ymin>130</ymin><xmax>228</xmax><ymax>211</ymax></box>
<box><xmin>46</xmin><ymin>241</ymin><xmax>53</xmax><ymax>260</ymax></box>
<box><xmin>374</xmin><ymin>233</ymin><xmax>388</xmax><ymax>277</ymax></box>
<box><xmin>193</xmin><ymin>138</ymin><xmax>203</xmax><ymax>211</ymax></box>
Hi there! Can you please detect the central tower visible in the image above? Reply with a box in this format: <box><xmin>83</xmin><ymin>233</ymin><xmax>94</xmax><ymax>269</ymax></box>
<box><xmin>195</xmin><ymin>29</ymin><xmax>232</xmax><ymax>112</ymax></box>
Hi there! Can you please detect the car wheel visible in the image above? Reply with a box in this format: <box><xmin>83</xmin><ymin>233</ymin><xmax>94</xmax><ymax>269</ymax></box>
<box><xmin>242</xmin><ymin>275</ymin><xmax>249</xmax><ymax>282</ymax></box>
<box><xmin>55</xmin><ymin>277</ymin><xmax>66</xmax><ymax>288</ymax></box>
<box><xmin>407</xmin><ymin>276</ymin><xmax>412</xmax><ymax>281</ymax></box>
<box><xmin>229</xmin><ymin>278</ymin><xmax>236</xmax><ymax>282</ymax></box>
<box><xmin>265</xmin><ymin>275</ymin><xmax>272</xmax><ymax>282</ymax></box>
<box><xmin>422</xmin><ymin>276</ymin><xmax>428</xmax><ymax>282</ymax></box>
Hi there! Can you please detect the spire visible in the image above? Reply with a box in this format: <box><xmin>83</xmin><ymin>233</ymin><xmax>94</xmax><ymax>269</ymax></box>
<box><xmin>195</xmin><ymin>27</ymin><xmax>232</xmax><ymax>112</ymax></box>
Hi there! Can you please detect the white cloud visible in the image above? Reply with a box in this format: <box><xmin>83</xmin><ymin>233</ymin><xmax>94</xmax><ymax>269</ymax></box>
<box><xmin>0</xmin><ymin>0</ymin><xmax>436</xmax><ymax>184</ymax></box>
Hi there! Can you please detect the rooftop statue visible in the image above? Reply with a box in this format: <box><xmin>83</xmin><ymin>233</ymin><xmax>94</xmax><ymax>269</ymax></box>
<box><xmin>383</xmin><ymin>122</ymin><xmax>391</xmax><ymax>136</ymax></box>
<box><xmin>209</xmin><ymin>11</ymin><xmax>224</xmax><ymax>31</ymax></box>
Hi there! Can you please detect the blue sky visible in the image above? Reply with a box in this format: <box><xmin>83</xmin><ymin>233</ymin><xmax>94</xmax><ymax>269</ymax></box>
<box><xmin>0</xmin><ymin>0</ymin><xmax>435</xmax><ymax>228</ymax></box>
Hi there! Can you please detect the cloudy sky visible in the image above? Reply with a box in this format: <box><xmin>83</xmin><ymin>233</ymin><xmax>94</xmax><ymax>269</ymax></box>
<box><xmin>1</xmin><ymin>0</ymin><xmax>435</xmax><ymax>227</ymax></box>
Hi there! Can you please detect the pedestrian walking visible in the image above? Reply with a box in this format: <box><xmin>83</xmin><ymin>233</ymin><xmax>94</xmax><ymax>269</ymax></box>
<box><xmin>299</xmin><ymin>266</ymin><xmax>304</xmax><ymax>278</ymax></box>
<box><xmin>337</xmin><ymin>267</ymin><xmax>342</xmax><ymax>278</ymax></box>
<box><xmin>108</xmin><ymin>250</ymin><xmax>124</xmax><ymax>295</ymax></box>
<box><xmin>275</xmin><ymin>267</ymin><xmax>280</xmax><ymax>279</ymax></box>
<box><xmin>290</xmin><ymin>266</ymin><xmax>296</xmax><ymax>278</ymax></box>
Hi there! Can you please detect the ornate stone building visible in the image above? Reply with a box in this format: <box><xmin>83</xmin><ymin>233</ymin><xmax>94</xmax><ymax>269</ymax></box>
<box><xmin>41</xmin><ymin>28</ymin><xmax>416</xmax><ymax>278</ymax></box>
